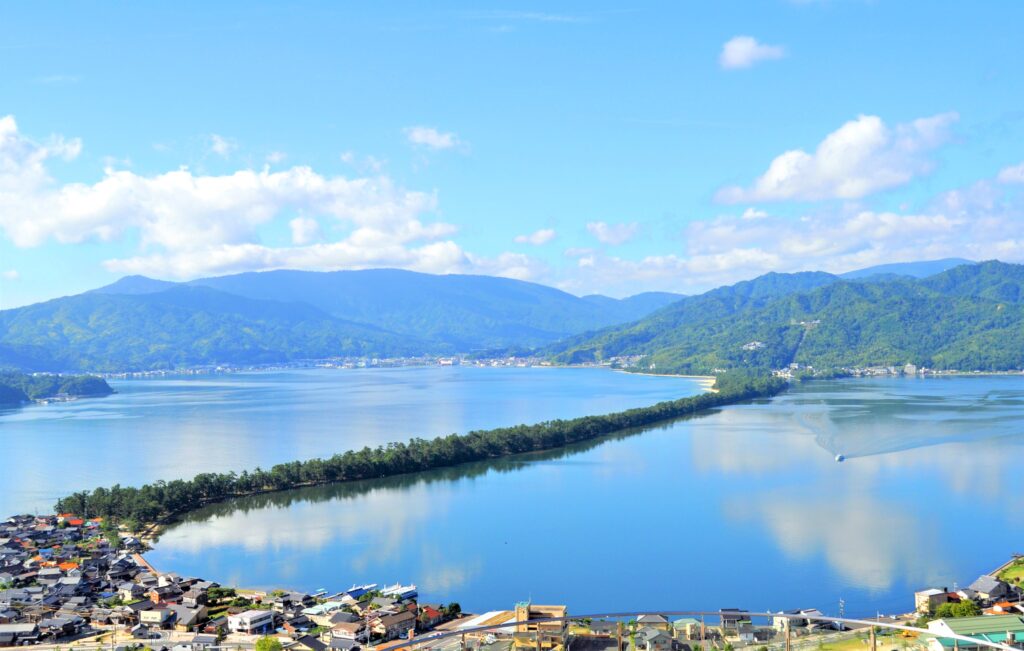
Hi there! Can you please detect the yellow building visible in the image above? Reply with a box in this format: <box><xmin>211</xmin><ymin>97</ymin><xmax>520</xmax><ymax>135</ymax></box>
<box><xmin>512</xmin><ymin>603</ymin><xmax>568</xmax><ymax>651</ymax></box>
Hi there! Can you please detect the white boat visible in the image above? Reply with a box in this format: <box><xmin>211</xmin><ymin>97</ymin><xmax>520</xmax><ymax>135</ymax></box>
<box><xmin>381</xmin><ymin>583</ymin><xmax>418</xmax><ymax>598</ymax></box>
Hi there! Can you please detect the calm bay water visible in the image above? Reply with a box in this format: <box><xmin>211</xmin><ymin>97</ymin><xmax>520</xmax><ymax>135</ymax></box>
<box><xmin>145</xmin><ymin>374</ymin><xmax>1024</xmax><ymax>618</ymax></box>
<box><xmin>4</xmin><ymin>369</ymin><xmax>1023</xmax><ymax>617</ymax></box>
<box><xmin>0</xmin><ymin>366</ymin><xmax>700</xmax><ymax>519</ymax></box>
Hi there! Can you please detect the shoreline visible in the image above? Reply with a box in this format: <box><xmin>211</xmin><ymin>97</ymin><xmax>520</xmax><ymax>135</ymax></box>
<box><xmin>58</xmin><ymin>375</ymin><xmax>784</xmax><ymax>539</ymax></box>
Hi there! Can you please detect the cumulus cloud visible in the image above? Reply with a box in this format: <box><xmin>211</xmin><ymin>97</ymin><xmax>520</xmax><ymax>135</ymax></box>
<box><xmin>1</xmin><ymin>270</ymin><xmax>19</xmax><ymax>281</ymax></box>
<box><xmin>289</xmin><ymin>217</ymin><xmax>322</xmax><ymax>245</ymax></box>
<box><xmin>0</xmin><ymin>115</ymin><xmax>539</xmax><ymax>282</ymax></box>
<box><xmin>209</xmin><ymin>134</ymin><xmax>236</xmax><ymax>157</ymax></box>
<box><xmin>719</xmin><ymin>36</ymin><xmax>785</xmax><ymax>69</ymax></box>
<box><xmin>514</xmin><ymin>228</ymin><xmax>556</xmax><ymax>245</ymax></box>
<box><xmin>266</xmin><ymin>151</ymin><xmax>287</xmax><ymax>164</ymax></box>
<box><xmin>717</xmin><ymin>113</ymin><xmax>959</xmax><ymax>203</ymax></box>
<box><xmin>997</xmin><ymin>162</ymin><xmax>1024</xmax><ymax>184</ymax></box>
<box><xmin>586</xmin><ymin>221</ymin><xmax>638</xmax><ymax>245</ymax></box>
<box><xmin>404</xmin><ymin>126</ymin><xmax>460</xmax><ymax>150</ymax></box>
<box><xmin>558</xmin><ymin>190</ymin><xmax>1024</xmax><ymax>297</ymax></box>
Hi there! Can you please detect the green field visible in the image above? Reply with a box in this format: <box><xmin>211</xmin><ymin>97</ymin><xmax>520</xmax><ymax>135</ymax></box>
<box><xmin>997</xmin><ymin>559</ymin><xmax>1024</xmax><ymax>584</ymax></box>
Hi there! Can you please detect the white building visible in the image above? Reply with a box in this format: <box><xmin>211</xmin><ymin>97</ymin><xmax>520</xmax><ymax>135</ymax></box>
<box><xmin>228</xmin><ymin>610</ymin><xmax>276</xmax><ymax>634</ymax></box>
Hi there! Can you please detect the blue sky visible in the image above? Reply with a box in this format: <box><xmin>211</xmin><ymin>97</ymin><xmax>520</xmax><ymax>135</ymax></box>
<box><xmin>2</xmin><ymin>1</ymin><xmax>1024</xmax><ymax>308</ymax></box>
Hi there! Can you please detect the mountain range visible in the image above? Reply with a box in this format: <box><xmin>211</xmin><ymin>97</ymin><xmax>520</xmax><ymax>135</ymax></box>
<box><xmin>3</xmin><ymin>257</ymin><xmax>1014</xmax><ymax>375</ymax></box>
<box><xmin>550</xmin><ymin>260</ymin><xmax>1024</xmax><ymax>373</ymax></box>
<box><xmin>0</xmin><ymin>269</ymin><xmax>684</xmax><ymax>372</ymax></box>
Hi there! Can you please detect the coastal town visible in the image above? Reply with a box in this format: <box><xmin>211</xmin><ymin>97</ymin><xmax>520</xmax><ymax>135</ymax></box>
<box><xmin>2</xmin><ymin>514</ymin><xmax>1023</xmax><ymax>651</ymax></box>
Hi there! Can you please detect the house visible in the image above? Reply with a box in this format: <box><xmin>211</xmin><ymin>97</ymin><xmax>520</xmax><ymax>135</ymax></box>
<box><xmin>329</xmin><ymin>638</ymin><xmax>361</xmax><ymax>651</ymax></box>
<box><xmin>140</xmin><ymin>608</ymin><xmax>176</xmax><ymax>629</ymax></box>
<box><xmin>719</xmin><ymin>609</ymin><xmax>749</xmax><ymax>633</ymax></box>
<box><xmin>0</xmin><ymin>623</ymin><xmax>41</xmax><ymax>646</ymax></box>
<box><xmin>291</xmin><ymin>635</ymin><xmax>330</xmax><ymax>651</ymax></box>
<box><xmin>149</xmin><ymin>584</ymin><xmax>183</xmax><ymax>604</ymax></box>
<box><xmin>773</xmin><ymin>609</ymin><xmax>827</xmax><ymax>632</ymax></box>
<box><xmin>202</xmin><ymin>616</ymin><xmax>229</xmax><ymax>635</ymax></box>
<box><xmin>915</xmin><ymin>589</ymin><xmax>950</xmax><ymax>614</ymax></box>
<box><xmin>513</xmin><ymin>603</ymin><xmax>567</xmax><ymax>651</ymax></box>
<box><xmin>634</xmin><ymin>627</ymin><xmax>673</xmax><ymax>651</ymax></box>
<box><xmin>332</xmin><ymin>620</ymin><xmax>367</xmax><ymax>641</ymax></box>
<box><xmin>282</xmin><ymin>614</ymin><xmax>316</xmax><ymax>635</ymax></box>
<box><xmin>637</xmin><ymin>615</ymin><xmax>670</xmax><ymax>632</ymax></box>
<box><xmin>304</xmin><ymin>602</ymin><xmax>347</xmax><ymax>627</ymax></box>
<box><xmin>671</xmin><ymin>619</ymin><xmax>701</xmax><ymax>640</ymax></box>
<box><xmin>168</xmin><ymin>604</ymin><xmax>208</xmax><ymax>631</ymax></box>
<box><xmin>38</xmin><ymin>616</ymin><xmax>85</xmax><ymax>638</ymax></box>
<box><xmin>373</xmin><ymin>610</ymin><xmax>416</xmax><ymax>641</ymax></box>
<box><xmin>228</xmin><ymin>609</ymin><xmax>276</xmax><ymax>635</ymax></box>
<box><xmin>968</xmin><ymin>575</ymin><xmax>1013</xmax><ymax>603</ymax></box>
<box><xmin>926</xmin><ymin>615</ymin><xmax>1024</xmax><ymax>651</ymax></box>
<box><xmin>120</xmin><ymin>583</ymin><xmax>147</xmax><ymax>601</ymax></box>
<box><xmin>418</xmin><ymin>605</ymin><xmax>445</xmax><ymax>630</ymax></box>
<box><xmin>587</xmin><ymin>621</ymin><xmax>619</xmax><ymax>637</ymax></box>
<box><xmin>183</xmin><ymin>588</ymin><xmax>209</xmax><ymax>609</ymax></box>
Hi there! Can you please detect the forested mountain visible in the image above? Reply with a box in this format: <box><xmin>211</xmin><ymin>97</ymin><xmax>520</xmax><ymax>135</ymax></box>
<box><xmin>0</xmin><ymin>371</ymin><xmax>113</xmax><ymax>407</ymax></box>
<box><xmin>1</xmin><ymin>270</ymin><xmax>683</xmax><ymax>372</ymax></box>
<box><xmin>547</xmin><ymin>271</ymin><xmax>840</xmax><ymax>362</ymax></box>
<box><xmin>178</xmin><ymin>269</ymin><xmax>683</xmax><ymax>348</ymax></box>
<box><xmin>0</xmin><ymin>286</ymin><xmax>430</xmax><ymax>372</ymax></box>
<box><xmin>551</xmin><ymin>261</ymin><xmax>1024</xmax><ymax>373</ymax></box>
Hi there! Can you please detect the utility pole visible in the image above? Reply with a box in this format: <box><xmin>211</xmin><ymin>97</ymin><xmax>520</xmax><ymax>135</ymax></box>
<box><xmin>617</xmin><ymin>621</ymin><xmax>623</xmax><ymax>651</ymax></box>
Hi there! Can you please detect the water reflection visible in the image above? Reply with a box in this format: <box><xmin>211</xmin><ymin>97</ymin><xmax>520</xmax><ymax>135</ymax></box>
<box><xmin>0</xmin><ymin>367</ymin><xmax>697</xmax><ymax>516</ymax></box>
<box><xmin>149</xmin><ymin>377</ymin><xmax>1024</xmax><ymax>616</ymax></box>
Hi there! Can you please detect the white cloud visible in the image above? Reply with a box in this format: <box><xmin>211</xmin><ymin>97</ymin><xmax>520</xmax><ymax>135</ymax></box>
<box><xmin>514</xmin><ymin>228</ymin><xmax>556</xmax><ymax>245</ymax></box>
<box><xmin>741</xmin><ymin>207</ymin><xmax>768</xmax><ymax>220</ymax></box>
<box><xmin>0</xmin><ymin>115</ymin><xmax>541</xmax><ymax>282</ymax></box>
<box><xmin>557</xmin><ymin>187</ymin><xmax>1024</xmax><ymax>297</ymax></box>
<box><xmin>586</xmin><ymin>220</ymin><xmax>638</xmax><ymax>245</ymax></box>
<box><xmin>997</xmin><ymin>162</ymin><xmax>1024</xmax><ymax>184</ymax></box>
<box><xmin>404</xmin><ymin>126</ymin><xmax>460</xmax><ymax>150</ymax></box>
<box><xmin>717</xmin><ymin>112</ymin><xmax>959</xmax><ymax>202</ymax></box>
<box><xmin>209</xmin><ymin>134</ymin><xmax>236</xmax><ymax>158</ymax></box>
<box><xmin>340</xmin><ymin>150</ymin><xmax>385</xmax><ymax>173</ymax></box>
<box><xmin>1</xmin><ymin>270</ymin><xmax>19</xmax><ymax>280</ymax></box>
<box><xmin>289</xmin><ymin>217</ymin><xmax>322</xmax><ymax>245</ymax></box>
<box><xmin>719</xmin><ymin>36</ymin><xmax>785</xmax><ymax>70</ymax></box>
<box><xmin>266</xmin><ymin>151</ymin><xmax>287</xmax><ymax>164</ymax></box>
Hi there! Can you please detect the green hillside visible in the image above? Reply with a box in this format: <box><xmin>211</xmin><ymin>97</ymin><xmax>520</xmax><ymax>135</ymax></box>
<box><xmin>0</xmin><ymin>372</ymin><xmax>114</xmax><ymax>407</ymax></box>
<box><xmin>0</xmin><ymin>286</ymin><xmax>431</xmax><ymax>372</ymax></box>
<box><xmin>552</xmin><ymin>261</ymin><xmax>1024</xmax><ymax>373</ymax></box>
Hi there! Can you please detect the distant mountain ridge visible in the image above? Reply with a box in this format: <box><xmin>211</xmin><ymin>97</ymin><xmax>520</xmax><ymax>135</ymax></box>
<box><xmin>551</xmin><ymin>260</ymin><xmax>1024</xmax><ymax>373</ymax></box>
<box><xmin>3</xmin><ymin>259</ymin><xmax>1008</xmax><ymax>373</ymax></box>
<box><xmin>1</xmin><ymin>269</ymin><xmax>684</xmax><ymax>372</ymax></box>
<box><xmin>839</xmin><ymin>257</ymin><xmax>974</xmax><ymax>280</ymax></box>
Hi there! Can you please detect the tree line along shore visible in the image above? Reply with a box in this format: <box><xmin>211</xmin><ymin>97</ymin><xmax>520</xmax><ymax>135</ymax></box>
<box><xmin>53</xmin><ymin>372</ymin><xmax>787</xmax><ymax>530</ymax></box>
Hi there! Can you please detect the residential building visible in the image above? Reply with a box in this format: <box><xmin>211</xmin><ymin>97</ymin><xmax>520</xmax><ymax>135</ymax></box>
<box><xmin>637</xmin><ymin>615</ymin><xmax>670</xmax><ymax>632</ymax></box>
<box><xmin>140</xmin><ymin>608</ymin><xmax>175</xmax><ymax>629</ymax></box>
<box><xmin>228</xmin><ymin>610</ymin><xmax>276</xmax><ymax>635</ymax></box>
<box><xmin>373</xmin><ymin>611</ymin><xmax>416</xmax><ymax>641</ymax></box>
<box><xmin>915</xmin><ymin>589</ymin><xmax>953</xmax><ymax>614</ymax></box>
<box><xmin>968</xmin><ymin>576</ymin><xmax>1014</xmax><ymax>603</ymax></box>
<box><xmin>512</xmin><ymin>603</ymin><xmax>567</xmax><ymax>651</ymax></box>
<box><xmin>634</xmin><ymin>627</ymin><xmax>673</xmax><ymax>651</ymax></box>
